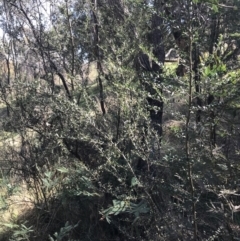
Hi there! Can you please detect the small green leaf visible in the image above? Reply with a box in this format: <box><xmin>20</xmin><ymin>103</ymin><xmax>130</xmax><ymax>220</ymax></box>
<box><xmin>57</xmin><ymin>167</ymin><xmax>69</xmax><ymax>173</ymax></box>
<box><xmin>131</xmin><ymin>177</ymin><xmax>141</xmax><ymax>187</ymax></box>
<box><xmin>212</xmin><ymin>4</ymin><xmax>218</xmax><ymax>12</ymax></box>
<box><xmin>1</xmin><ymin>223</ymin><xmax>19</xmax><ymax>229</ymax></box>
<box><xmin>44</xmin><ymin>171</ymin><xmax>52</xmax><ymax>178</ymax></box>
<box><xmin>42</xmin><ymin>178</ymin><xmax>50</xmax><ymax>188</ymax></box>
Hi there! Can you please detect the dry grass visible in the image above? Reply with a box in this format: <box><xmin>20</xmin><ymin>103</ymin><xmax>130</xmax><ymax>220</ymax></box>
<box><xmin>0</xmin><ymin>182</ymin><xmax>34</xmax><ymax>239</ymax></box>
<box><xmin>0</xmin><ymin>100</ymin><xmax>38</xmax><ymax>239</ymax></box>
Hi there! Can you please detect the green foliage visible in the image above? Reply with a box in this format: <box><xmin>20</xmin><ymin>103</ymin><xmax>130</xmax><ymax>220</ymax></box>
<box><xmin>0</xmin><ymin>0</ymin><xmax>240</xmax><ymax>240</ymax></box>
<box><xmin>2</xmin><ymin>221</ymin><xmax>34</xmax><ymax>241</ymax></box>
<box><xmin>102</xmin><ymin>199</ymin><xmax>149</xmax><ymax>223</ymax></box>
<box><xmin>48</xmin><ymin>222</ymin><xmax>78</xmax><ymax>241</ymax></box>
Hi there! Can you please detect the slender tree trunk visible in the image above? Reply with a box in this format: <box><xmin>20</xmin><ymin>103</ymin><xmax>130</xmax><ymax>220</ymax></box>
<box><xmin>92</xmin><ymin>0</ymin><xmax>106</xmax><ymax>115</ymax></box>
<box><xmin>208</xmin><ymin>14</ymin><xmax>220</xmax><ymax>146</ymax></box>
<box><xmin>193</xmin><ymin>43</ymin><xmax>202</xmax><ymax>124</ymax></box>
<box><xmin>147</xmin><ymin>13</ymin><xmax>165</xmax><ymax>137</ymax></box>
<box><xmin>65</xmin><ymin>0</ymin><xmax>75</xmax><ymax>92</ymax></box>
<box><xmin>186</xmin><ymin>30</ymin><xmax>198</xmax><ymax>241</ymax></box>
